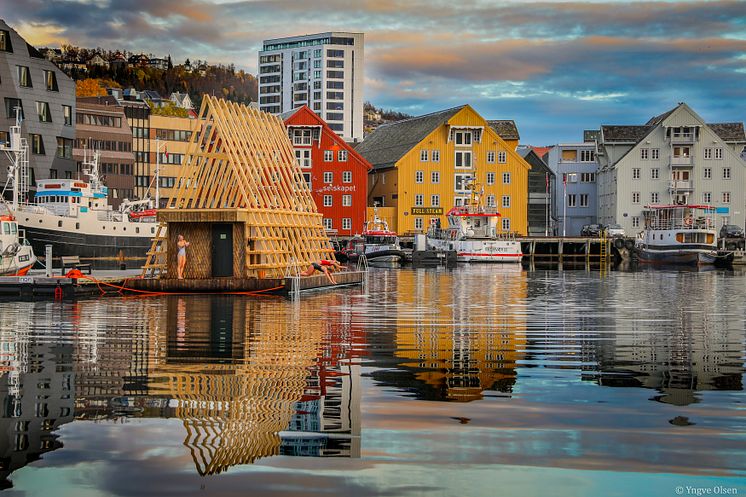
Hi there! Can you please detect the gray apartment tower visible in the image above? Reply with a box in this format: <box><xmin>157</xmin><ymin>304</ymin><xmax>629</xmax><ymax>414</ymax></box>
<box><xmin>258</xmin><ymin>32</ymin><xmax>364</xmax><ymax>142</ymax></box>
<box><xmin>0</xmin><ymin>19</ymin><xmax>76</xmax><ymax>189</ymax></box>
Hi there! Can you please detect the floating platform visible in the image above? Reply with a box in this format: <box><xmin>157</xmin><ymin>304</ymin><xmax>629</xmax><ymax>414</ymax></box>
<box><xmin>0</xmin><ymin>275</ymin><xmax>111</xmax><ymax>298</ymax></box>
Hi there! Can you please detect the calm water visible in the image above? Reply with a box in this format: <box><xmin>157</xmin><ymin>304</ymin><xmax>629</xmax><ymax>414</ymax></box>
<box><xmin>0</xmin><ymin>266</ymin><xmax>744</xmax><ymax>497</ymax></box>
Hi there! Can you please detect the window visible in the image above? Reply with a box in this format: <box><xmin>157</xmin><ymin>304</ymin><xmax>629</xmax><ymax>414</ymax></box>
<box><xmin>580</xmin><ymin>194</ymin><xmax>589</xmax><ymax>207</ymax></box>
<box><xmin>651</xmin><ymin>168</ymin><xmax>659</xmax><ymax>180</ymax></box>
<box><xmin>36</xmin><ymin>101</ymin><xmax>52</xmax><ymax>122</ymax></box>
<box><xmin>632</xmin><ymin>216</ymin><xmax>640</xmax><ymax>228</ymax></box>
<box><xmin>323</xmin><ymin>195</ymin><xmax>332</xmax><ymax>207</ymax></box>
<box><xmin>704</xmin><ymin>147</ymin><xmax>713</xmax><ymax>160</ymax></box>
<box><xmin>4</xmin><ymin>98</ymin><xmax>23</xmax><ymax>119</ymax></box>
<box><xmin>327</xmin><ymin>112</ymin><xmax>344</xmax><ymax>121</ymax></box>
<box><xmin>342</xmin><ymin>171</ymin><xmax>352</xmax><ymax>183</ymax></box>
<box><xmin>455</xmin><ymin>174</ymin><xmax>472</xmax><ymax>192</ymax></box>
<box><xmin>327</xmin><ymin>59</ymin><xmax>344</xmax><ymax>68</ymax></box>
<box><xmin>338</xmin><ymin>150</ymin><xmax>348</xmax><ymax>162</ymax></box>
<box><xmin>580</xmin><ymin>172</ymin><xmax>595</xmax><ymax>182</ymax></box>
<box><xmin>704</xmin><ymin>167</ymin><xmax>712</xmax><ymax>179</ymax></box>
<box><xmin>580</xmin><ymin>150</ymin><xmax>595</xmax><ymax>162</ymax></box>
<box><xmin>455</xmin><ymin>151</ymin><xmax>472</xmax><ymax>168</ymax></box>
<box><xmin>414</xmin><ymin>217</ymin><xmax>423</xmax><ymax>230</ymax></box>
<box><xmin>302</xmin><ymin>172</ymin><xmax>312</xmax><ymax>189</ymax></box>
<box><xmin>702</xmin><ymin>192</ymin><xmax>712</xmax><ymax>203</ymax></box>
<box><xmin>295</xmin><ymin>149</ymin><xmax>311</xmax><ymax>168</ymax></box>
<box><xmin>715</xmin><ymin>148</ymin><xmax>723</xmax><ymax>160</ymax></box>
<box><xmin>323</xmin><ymin>218</ymin><xmax>333</xmax><ymax>230</ymax></box>
<box><xmin>431</xmin><ymin>194</ymin><xmax>440</xmax><ymax>207</ymax></box>
<box><xmin>640</xmin><ymin>148</ymin><xmax>649</xmax><ymax>160</ymax></box>
<box><xmin>324</xmin><ymin>150</ymin><xmax>333</xmax><ymax>162</ymax></box>
<box><xmin>673</xmin><ymin>146</ymin><xmax>691</xmax><ymax>158</ymax></box>
<box><xmin>342</xmin><ymin>194</ymin><xmax>352</xmax><ymax>206</ymax></box>
<box><xmin>567</xmin><ymin>194</ymin><xmax>577</xmax><ymax>207</ymax></box>
<box><xmin>420</xmin><ymin>149</ymin><xmax>428</xmax><ymax>162</ymax></box>
<box><xmin>44</xmin><ymin>70</ymin><xmax>58</xmax><ymax>91</ymax></box>
<box><xmin>723</xmin><ymin>167</ymin><xmax>731</xmax><ymax>180</ymax></box>
<box><xmin>486</xmin><ymin>172</ymin><xmax>495</xmax><ymax>185</ymax></box>
<box><xmin>498</xmin><ymin>151</ymin><xmax>507</xmax><ymax>163</ymax></box>
<box><xmin>632</xmin><ymin>168</ymin><xmax>640</xmax><ymax>179</ymax></box>
<box><xmin>56</xmin><ymin>138</ymin><xmax>72</xmax><ymax>159</ymax></box>
<box><xmin>327</xmin><ymin>49</ymin><xmax>344</xmax><ymax>58</ymax></box>
<box><xmin>323</xmin><ymin>172</ymin><xmax>333</xmax><ymax>183</ymax></box>
<box><xmin>486</xmin><ymin>195</ymin><xmax>495</xmax><ymax>207</ymax></box>
<box><xmin>502</xmin><ymin>195</ymin><xmax>511</xmax><ymax>208</ymax></box>
<box><xmin>502</xmin><ymin>172</ymin><xmax>511</xmax><ymax>184</ymax></box>
<box><xmin>566</xmin><ymin>173</ymin><xmax>578</xmax><ymax>183</ymax></box>
<box><xmin>415</xmin><ymin>170</ymin><xmax>424</xmax><ymax>183</ymax></box>
<box><xmin>30</xmin><ymin>134</ymin><xmax>44</xmax><ymax>155</ymax></box>
<box><xmin>722</xmin><ymin>192</ymin><xmax>731</xmax><ymax>203</ymax></box>
<box><xmin>650</xmin><ymin>192</ymin><xmax>659</xmax><ymax>203</ymax></box>
<box><xmin>431</xmin><ymin>171</ymin><xmax>440</xmax><ymax>183</ymax></box>
<box><xmin>487</xmin><ymin>151</ymin><xmax>495</xmax><ymax>163</ymax></box>
<box><xmin>17</xmin><ymin>66</ymin><xmax>32</xmax><ymax>87</ymax></box>
<box><xmin>651</xmin><ymin>148</ymin><xmax>659</xmax><ymax>160</ymax></box>
<box><xmin>432</xmin><ymin>150</ymin><xmax>440</xmax><ymax>162</ymax></box>
<box><xmin>63</xmin><ymin>105</ymin><xmax>72</xmax><ymax>126</ymax></box>
<box><xmin>0</xmin><ymin>30</ymin><xmax>12</xmax><ymax>52</ymax></box>
<box><xmin>414</xmin><ymin>194</ymin><xmax>424</xmax><ymax>206</ymax></box>
<box><xmin>342</xmin><ymin>218</ymin><xmax>351</xmax><ymax>230</ymax></box>
<box><xmin>327</xmin><ymin>81</ymin><xmax>344</xmax><ymax>89</ymax></box>
<box><xmin>454</xmin><ymin>131</ymin><xmax>472</xmax><ymax>145</ymax></box>
<box><xmin>632</xmin><ymin>192</ymin><xmax>640</xmax><ymax>203</ymax></box>
<box><xmin>502</xmin><ymin>218</ymin><xmax>511</xmax><ymax>231</ymax></box>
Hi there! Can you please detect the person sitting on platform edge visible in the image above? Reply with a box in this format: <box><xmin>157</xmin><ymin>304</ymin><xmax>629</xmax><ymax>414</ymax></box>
<box><xmin>177</xmin><ymin>234</ymin><xmax>190</xmax><ymax>279</ymax></box>
<box><xmin>319</xmin><ymin>259</ymin><xmax>345</xmax><ymax>273</ymax></box>
<box><xmin>300</xmin><ymin>261</ymin><xmax>337</xmax><ymax>284</ymax></box>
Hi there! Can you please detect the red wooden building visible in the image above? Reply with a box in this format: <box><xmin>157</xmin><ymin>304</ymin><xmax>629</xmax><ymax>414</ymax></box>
<box><xmin>282</xmin><ymin>106</ymin><xmax>371</xmax><ymax>237</ymax></box>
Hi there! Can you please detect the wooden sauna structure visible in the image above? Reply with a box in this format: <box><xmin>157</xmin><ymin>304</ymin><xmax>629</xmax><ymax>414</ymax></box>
<box><xmin>138</xmin><ymin>96</ymin><xmax>340</xmax><ymax>291</ymax></box>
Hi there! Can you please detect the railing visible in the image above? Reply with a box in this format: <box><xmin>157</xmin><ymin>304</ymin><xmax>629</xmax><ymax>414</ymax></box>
<box><xmin>669</xmin><ymin>180</ymin><xmax>693</xmax><ymax>191</ymax></box>
<box><xmin>670</xmin><ymin>156</ymin><xmax>693</xmax><ymax>167</ymax></box>
<box><xmin>670</xmin><ymin>134</ymin><xmax>695</xmax><ymax>144</ymax></box>
<box><xmin>647</xmin><ymin>218</ymin><xmax>714</xmax><ymax>230</ymax></box>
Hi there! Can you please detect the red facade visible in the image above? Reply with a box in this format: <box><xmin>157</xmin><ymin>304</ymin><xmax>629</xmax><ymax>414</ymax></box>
<box><xmin>284</xmin><ymin>106</ymin><xmax>371</xmax><ymax>237</ymax></box>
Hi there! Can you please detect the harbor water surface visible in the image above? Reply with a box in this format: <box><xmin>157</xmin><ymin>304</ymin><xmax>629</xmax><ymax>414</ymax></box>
<box><xmin>0</xmin><ymin>266</ymin><xmax>744</xmax><ymax>496</ymax></box>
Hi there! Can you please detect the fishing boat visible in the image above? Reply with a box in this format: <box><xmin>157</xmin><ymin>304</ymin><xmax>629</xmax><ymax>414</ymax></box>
<box><xmin>343</xmin><ymin>208</ymin><xmax>404</xmax><ymax>263</ymax></box>
<box><xmin>635</xmin><ymin>204</ymin><xmax>727</xmax><ymax>265</ymax></box>
<box><xmin>426</xmin><ymin>178</ymin><xmax>522</xmax><ymax>263</ymax></box>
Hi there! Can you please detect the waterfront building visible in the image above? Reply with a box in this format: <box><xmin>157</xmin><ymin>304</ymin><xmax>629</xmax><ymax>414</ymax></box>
<box><xmin>596</xmin><ymin>103</ymin><xmax>746</xmax><ymax>234</ymax></box>
<box><xmin>282</xmin><ymin>105</ymin><xmax>371</xmax><ymax>236</ymax></box>
<box><xmin>545</xmin><ymin>139</ymin><xmax>598</xmax><ymax>236</ymax></box>
<box><xmin>517</xmin><ymin>146</ymin><xmax>556</xmax><ymax>236</ymax></box>
<box><xmin>258</xmin><ymin>32</ymin><xmax>364</xmax><ymax>142</ymax></box>
<box><xmin>0</xmin><ymin>20</ymin><xmax>76</xmax><ymax>188</ymax></box>
<box><xmin>74</xmin><ymin>98</ymin><xmax>134</xmax><ymax>208</ymax></box>
<box><xmin>147</xmin><ymin>114</ymin><xmax>199</xmax><ymax>208</ymax></box>
<box><xmin>356</xmin><ymin>105</ymin><xmax>530</xmax><ymax>235</ymax></box>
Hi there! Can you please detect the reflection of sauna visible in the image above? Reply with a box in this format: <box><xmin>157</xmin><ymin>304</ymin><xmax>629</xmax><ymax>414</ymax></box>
<box><xmin>148</xmin><ymin>297</ymin><xmax>323</xmax><ymax>475</ymax></box>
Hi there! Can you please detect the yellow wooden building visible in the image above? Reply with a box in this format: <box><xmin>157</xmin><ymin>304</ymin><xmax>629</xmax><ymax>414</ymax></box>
<box><xmin>356</xmin><ymin>105</ymin><xmax>530</xmax><ymax>235</ymax></box>
<box><xmin>356</xmin><ymin>105</ymin><xmax>531</xmax><ymax>235</ymax></box>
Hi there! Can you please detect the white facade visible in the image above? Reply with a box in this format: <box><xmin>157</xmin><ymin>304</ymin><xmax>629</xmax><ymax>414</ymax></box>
<box><xmin>258</xmin><ymin>32</ymin><xmax>364</xmax><ymax>142</ymax></box>
<box><xmin>597</xmin><ymin>103</ymin><xmax>746</xmax><ymax>235</ymax></box>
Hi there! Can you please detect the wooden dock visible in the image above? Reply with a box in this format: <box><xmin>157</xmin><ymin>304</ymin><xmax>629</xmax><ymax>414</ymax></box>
<box><xmin>519</xmin><ymin>236</ymin><xmax>634</xmax><ymax>264</ymax></box>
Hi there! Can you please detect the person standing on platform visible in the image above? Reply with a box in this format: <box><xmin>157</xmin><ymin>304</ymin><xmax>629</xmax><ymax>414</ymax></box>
<box><xmin>177</xmin><ymin>234</ymin><xmax>190</xmax><ymax>279</ymax></box>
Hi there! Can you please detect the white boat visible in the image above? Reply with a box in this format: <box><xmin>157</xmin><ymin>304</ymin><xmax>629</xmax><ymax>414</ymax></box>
<box><xmin>14</xmin><ymin>151</ymin><xmax>159</xmax><ymax>260</ymax></box>
<box><xmin>344</xmin><ymin>208</ymin><xmax>404</xmax><ymax>263</ymax></box>
<box><xmin>0</xmin><ymin>212</ymin><xmax>36</xmax><ymax>276</ymax></box>
<box><xmin>635</xmin><ymin>204</ymin><xmax>725</xmax><ymax>265</ymax></box>
<box><xmin>426</xmin><ymin>179</ymin><xmax>522</xmax><ymax>263</ymax></box>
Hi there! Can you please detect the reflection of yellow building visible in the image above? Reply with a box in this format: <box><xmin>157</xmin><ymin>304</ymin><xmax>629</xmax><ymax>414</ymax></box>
<box><xmin>146</xmin><ymin>297</ymin><xmax>323</xmax><ymax>475</ymax></box>
<box><xmin>393</xmin><ymin>267</ymin><xmax>527</xmax><ymax>401</ymax></box>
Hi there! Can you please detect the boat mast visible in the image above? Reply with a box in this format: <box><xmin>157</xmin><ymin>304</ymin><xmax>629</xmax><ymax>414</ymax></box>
<box><xmin>0</xmin><ymin>109</ymin><xmax>29</xmax><ymax>212</ymax></box>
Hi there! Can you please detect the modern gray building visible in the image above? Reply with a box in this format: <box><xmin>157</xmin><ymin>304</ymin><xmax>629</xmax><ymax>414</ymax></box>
<box><xmin>596</xmin><ymin>103</ymin><xmax>746</xmax><ymax>235</ymax></box>
<box><xmin>517</xmin><ymin>146</ymin><xmax>556</xmax><ymax>236</ymax></box>
<box><xmin>0</xmin><ymin>19</ymin><xmax>76</xmax><ymax>190</ymax></box>
<box><xmin>545</xmin><ymin>140</ymin><xmax>598</xmax><ymax>236</ymax></box>
<box><xmin>258</xmin><ymin>32</ymin><xmax>364</xmax><ymax>142</ymax></box>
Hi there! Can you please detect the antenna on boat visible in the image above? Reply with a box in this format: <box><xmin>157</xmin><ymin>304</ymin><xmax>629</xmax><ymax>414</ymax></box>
<box><xmin>0</xmin><ymin>108</ymin><xmax>29</xmax><ymax>212</ymax></box>
<box><xmin>81</xmin><ymin>148</ymin><xmax>103</xmax><ymax>192</ymax></box>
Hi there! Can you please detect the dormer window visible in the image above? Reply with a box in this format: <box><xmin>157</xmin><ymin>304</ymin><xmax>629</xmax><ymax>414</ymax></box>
<box><xmin>454</xmin><ymin>130</ymin><xmax>472</xmax><ymax>146</ymax></box>
<box><xmin>291</xmin><ymin>128</ymin><xmax>312</xmax><ymax>145</ymax></box>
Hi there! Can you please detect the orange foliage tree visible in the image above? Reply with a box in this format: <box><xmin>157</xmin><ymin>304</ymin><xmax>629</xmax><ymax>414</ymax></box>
<box><xmin>76</xmin><ymin>78</ymin><xmax>107</xmax><ymax>97</ymax></box>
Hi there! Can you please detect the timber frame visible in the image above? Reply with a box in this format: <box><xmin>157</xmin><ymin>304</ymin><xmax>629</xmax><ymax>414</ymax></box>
<box><xmin>145</xmin><ymin>95</ymin><xmax>334</xmax><ymax>279</ymax></box>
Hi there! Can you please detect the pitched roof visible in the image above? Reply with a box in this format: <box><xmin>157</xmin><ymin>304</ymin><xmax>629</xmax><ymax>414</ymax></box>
<box><xmin>707</xmin><ymin>122</ymin><xmax>746</xmax><ymax>143</ymax></box>
<box><xmin>279</xmin><ymin>107</ymin><xmax>300</xmax><ymax>121</ymax></box>
<box><xmin>486</xmin><ymin>120</ymin><xmax>520</xmax><ymax>141</ymax></box>
<box><xmin>355</xmin><ymin>106</ymin><xmax>465</xmax><ymax>170</ymax></box>
<box><xmin>600</xmin><ymin>125</ymin><xmax>653</xmax><ymax>143</ymax></box>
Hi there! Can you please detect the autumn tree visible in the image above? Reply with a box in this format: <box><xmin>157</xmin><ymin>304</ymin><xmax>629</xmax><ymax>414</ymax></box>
<box><xmin>76</xmin><ymin>78</ymin><xmax>106</xmax><ymax>97</ymax></box>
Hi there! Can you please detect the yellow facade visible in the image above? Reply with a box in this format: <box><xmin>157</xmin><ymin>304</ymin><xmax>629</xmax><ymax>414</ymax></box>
<box><xmin>368</xmin><ymin>106</ymin><xmax>530</xmax><ymax>235</ymax></box>
<box><xmin>147</xmin><ymin>115</ymin><xmax>201</xmax><ymax>207</ymax></box>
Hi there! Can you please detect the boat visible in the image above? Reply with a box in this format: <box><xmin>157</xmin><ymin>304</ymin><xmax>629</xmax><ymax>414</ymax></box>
<box><xmin>14</xmin><ymin>150</ymin><xmax>159</xmax><ymax>261</ymax></box>
<box><xmin>635</xmin><ymin>204</ymin><xmax>728</xmax><ymax>265</ymax></box>
<box><xmin>343</xmin><ymin>208</ymin><xmax>404</xmax><ymax>263</ymax></box>
<box><xmin>426</xmin><ymin>178</ymin><xmax>522</xmax><ymax>263</ymax></box>
<box><xmin>0</xmin><ymin>213</ymin><xmax>36</xmax><ymax>276</ymax></box>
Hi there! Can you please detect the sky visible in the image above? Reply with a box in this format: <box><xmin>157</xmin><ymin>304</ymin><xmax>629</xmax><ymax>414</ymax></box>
<box><xmin>4</xmin><ymin>0</ymin><xmax>746</xmax><ymax>144</ymax></box>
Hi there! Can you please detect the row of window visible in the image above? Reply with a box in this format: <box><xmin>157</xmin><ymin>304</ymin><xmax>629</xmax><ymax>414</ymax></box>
<box><xmin>562</xmin><ymin>172</ymin><xmax>596</xmax><ymax>183</ymax></box>
<box><xmin>410</xmin><ymin>216</ymin><xmax>512</xmax><ymax>232</ymax></box>
<box><xmin>10</xmin><ymin>65</ymin><xmax>59</xmax><ymax>91</ymax></box>
<box><xmin>28</xmin><ymin>135</ymin><xmax>73</xmax><ymax>159</ymax></box>
<box><xmin>419</xmin><ymin>149</ymin><xmax>511</xmax><ymax>166</ymax></box>
<box><xmin>566</xmin><ymin>194</ymin><xmax>591</xmax><ymax>208</ymax></box>
<box><xmin>154</xmin><ymin>128</ymin><xmax>192</xmax><ymax>142</ymax></box>
<box><xmin>4</xmin><ymin>98</ymin><xmax>73</xmax><ymax>125</ymax></box>
<box><xmin>323</xmin><ymin>217</ymin><xmax>353</xmax><ymax>230</ymax></box>
<box><xmin>76</xmin><ymin>112</ymin><xmax>122</xmax><ymax>128</ymax></box>
<box><xmin>100</xmin><ymin>162</ymin><xmax>134</xmax><ymax>175</ymax></box>
<box><xmin>322</xmin><ymin>194</ymin><xmax>354</xmax><ymax>206</ymax></box>
<box><xmin>414</xmin><ymin>171</ymin><xmax>511</xmax><ymax>185</ymax></box>
<box><xmin>632</xmin><ymin>167</ymin><xmax>732</xmax><ymax>180</ymax></box>
<box><xmin>639</xmin><ymin>147</ymin><xmax>724</xmax><ymax>160</ymax></box>
<box><xmin>411</xmin><ymin>193</ymin><xmax>512</xmax><ymax>208</ymax></box>
<box><xmin>74</xmin><ymin>138</ymin><xmax>132</xmax><ymax>152</ymax></box>
<box><xmin>628</xmin><ymin>191</ymin><xmax>732</xmax><ymax>204</ymax></box>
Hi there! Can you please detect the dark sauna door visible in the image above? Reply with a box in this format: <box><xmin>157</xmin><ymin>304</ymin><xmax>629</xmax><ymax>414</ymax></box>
<box><xmin>211</xmin><ymin>224</ymin><xmax>233</xmax><ymax>277</ymax></box>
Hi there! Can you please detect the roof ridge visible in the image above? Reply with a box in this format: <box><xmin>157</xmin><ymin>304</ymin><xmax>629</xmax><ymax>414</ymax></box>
<box><xmin>376</xmin><ymin>104</ymin><xmax>466</xmax><ymax>129</ymax></box>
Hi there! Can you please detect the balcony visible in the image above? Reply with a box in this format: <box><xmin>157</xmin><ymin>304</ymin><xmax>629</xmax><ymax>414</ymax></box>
<box><xmin>670</xmin><ymin>133</ymin><xmax>695</xmax><ymax>144</ymax></box>
<box><xmin>670</xmin><ymin>156</ymin><xmax>693</xmax><ymax>167</ymax></box>
<box><xmin>669</xmin><ymin>180</ymin><xmax>693</xmax><ymax>192</ymax></box>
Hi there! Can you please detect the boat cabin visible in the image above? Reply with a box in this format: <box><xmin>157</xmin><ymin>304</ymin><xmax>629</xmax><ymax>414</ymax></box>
<box><xmin>34</xmin><ymin>179</ymin><xmax>110</xmax><ymax>216</ymax></box>
<box><xmin>642</xmin><ymin>204</ymin><xmax>715</xmax><ymax>231</ymax></box>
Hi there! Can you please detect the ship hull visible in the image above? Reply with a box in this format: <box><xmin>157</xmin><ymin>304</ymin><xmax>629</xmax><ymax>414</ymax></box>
<box><xmin>23</xmin><ymin>225</ymin><xmax>153</xmax><ymax>260</ymax></box>
<box><xmin>635</xmin><ymin>244</ymin><xmax>718</xmax><ymax>266</ymax></box>
<box><xmin>427</xmin><ymin>237</ymin><xmax>523</xmax><ymax>263</ymax></box>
